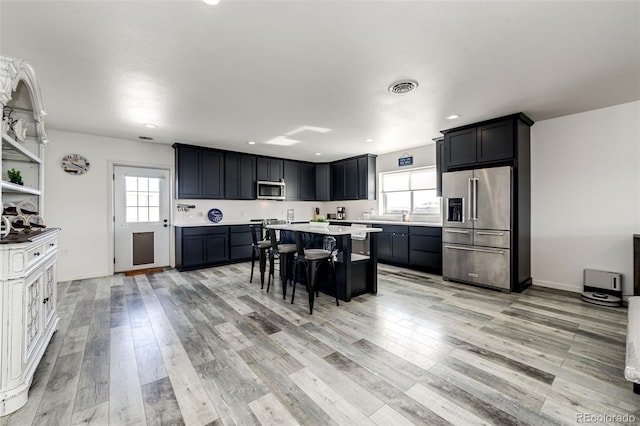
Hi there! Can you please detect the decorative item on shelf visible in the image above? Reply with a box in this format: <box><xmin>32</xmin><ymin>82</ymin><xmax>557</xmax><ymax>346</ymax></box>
<box><xmin>0</xmin><ymin>216</ymin><xmax>10</xmax><ymax>238</ymax></box>
<box><xmin>207</xmin><ymin>208</ymin><xmax>223</xmax><ymax>223</ymax></box>
<box><xmin>9</xmin><ymin>215</ymin><xmax>30</xmax><ymax>232</ymax></box>
<box><xmin>17</xmin><ymin>200</ymin><xmax>37</xmax><ymax>215</ymax></box>
<box><xmin>2</xmin><ymin>106</ymin><xmax>27</xmax><ymax>141</ymax></box>
<box><xmin>27</xmin><ymin>215</ymin><xmax>45</xmax><ymax>229</ymax></box>
<box><xmin>61</xmin><ymin>154</ymin><xmax>90</xmax><ymax>175</ymax></box>
<box><xmin>3</xmin><ymin>201</ymin><xmax>37</xmax><ymax>216</ymax></box>
<box><xmin>7</xmin><ymin>168</ymin><xmax>23</xmax><ymax>185</ymax></box>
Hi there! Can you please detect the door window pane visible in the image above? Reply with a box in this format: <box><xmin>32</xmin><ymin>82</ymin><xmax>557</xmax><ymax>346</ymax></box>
<box><xmin>125</xmin><ymin>176</ymin><xmax>162</xmax><ymax>223</ymax></box>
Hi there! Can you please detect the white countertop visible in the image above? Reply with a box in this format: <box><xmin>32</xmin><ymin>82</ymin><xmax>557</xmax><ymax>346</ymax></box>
<box><xmin>174</xmin><ymin>219</ymin><xmax>442</xmax><ymax>228</ymax></box>
<box><xmin>266</xmin><ymin>223</ymin><xmax>383</xmax><ymax>236</ymax></box>
<box><xmin>335</xmin><ymin>219</ymin><xmax>443</xmax><ymax>227</ymax></box>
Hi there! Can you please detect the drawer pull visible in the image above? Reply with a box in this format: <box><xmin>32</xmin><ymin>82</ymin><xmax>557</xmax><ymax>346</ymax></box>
<box><xmin>444</xmin><ymin>244</ymin><xmax>504</xmax><ymax>255</ymax></box>
<box><xmin>33</xmin><ymin>252</ymin><xmax>40</xmax><ymax>257</ymax></box>
<box><xmin>445</xmin><ymin>229</ymin><xmax>469</xmax><ymax>234</ymax></box>
<box><xmin>476</xmin><ymin>231</ymin><xmax>504</xmax><ymax>236</ymax></box>
<box><xmin>42</xmin><ymin>297</ymin><xmax>49</xmax><ymax>304</ymax></box>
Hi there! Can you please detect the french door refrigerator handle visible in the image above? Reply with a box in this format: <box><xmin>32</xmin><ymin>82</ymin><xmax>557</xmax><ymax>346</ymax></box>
<box><xmin>444</xmin><ymin>244</ymin><xmax>504</xmax><ymax>255</ymax></box>
<box><xmin>467</xmin><ymin>178</ymin><xmax>473</xmax><ymax>222</ymax></box>
<box><xmin>472</xmin><ymin>177</ymin><xmax>479</xmax><ymax>221</ymax></box>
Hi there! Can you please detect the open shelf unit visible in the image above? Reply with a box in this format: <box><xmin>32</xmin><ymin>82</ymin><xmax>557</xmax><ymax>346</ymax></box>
<box><xmin>0</xmin><ymin>55</ymin><xmax>58</xmax><ymax>417</ymax></box>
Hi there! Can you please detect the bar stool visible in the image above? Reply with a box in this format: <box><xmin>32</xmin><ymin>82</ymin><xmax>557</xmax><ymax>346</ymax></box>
<box><xmin>266</xmin><ymin>228</ymin><xmax>296</xmax><ymax>300</ymax></box>
<box><xmin>292</xmin><ymin>231</ymin><xmax>339</xmax><ymax>314</ymax></box>
<box><xmin>249</xmin><ymin>224</ymin><xmax>271</xmax><ymax>288</ymax></box>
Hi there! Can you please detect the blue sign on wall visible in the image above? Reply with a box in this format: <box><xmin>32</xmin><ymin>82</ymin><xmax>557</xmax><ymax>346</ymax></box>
<box><xmin>398</xmin><ymin>156</ymin><xmax>413</xmax><ymax>166</ymax></box>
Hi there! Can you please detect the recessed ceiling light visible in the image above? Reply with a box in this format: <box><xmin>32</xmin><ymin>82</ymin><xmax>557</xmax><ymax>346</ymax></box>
<box><xmin>388</xmin><ymin>79</ymin><xmax>418</xmax><ymax>94</ymax></box>
<box><xmin>139</xmin><ymin>136</ymin><xmax>154</xmax><ymax>141</ymax></box>
<box><xmin>247</xmin><ymin>141</ymin><xmax>256</xmax><ymax>145</ymax></box>
<box><xmin>143</xmin><ymin>123</ymin><xmax>157</xmax><ymax>129</ymax></box>
<box><xmin>202</xmin><ymin>0</ymin><xmax>220</xmax><ymax>5</ymax></box>
<box><xmin>315</xmin><ymin>153</ymin><xmax>322</xmax><ymax>156</ymax></box>
<box><xmin>364</xmin><ymin>138</ymin><xmax>374</xmax><ymax>143</ymax></box>
<box><xmin>446</xmin><ymin>114</ymin><xmax>460</xmax><ymax>120</ymax></box>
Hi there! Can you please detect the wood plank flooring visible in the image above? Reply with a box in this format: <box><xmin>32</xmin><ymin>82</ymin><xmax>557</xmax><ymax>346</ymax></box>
<box><xmin>2</xmin><ymin>263</ymin><xmax>638</xmax><ymax>425</ymax></box>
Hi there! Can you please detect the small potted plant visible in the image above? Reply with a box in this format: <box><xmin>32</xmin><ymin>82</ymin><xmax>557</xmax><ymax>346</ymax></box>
<box><xmin>7</xmin><ymin>168</ymin><xmax>23</xmax><ymax>185</ymax></box>
<box><xmin>309</xmin><ymin>216</ymin><xmax>330</xmax><ymax>227</ymax></box>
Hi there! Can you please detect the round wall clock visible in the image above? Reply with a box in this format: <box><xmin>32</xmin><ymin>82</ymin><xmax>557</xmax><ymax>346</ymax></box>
<box><xmin>61</xmin><ymin>154</ymin><xmax>90</xmax><ymax>175</ymax></box>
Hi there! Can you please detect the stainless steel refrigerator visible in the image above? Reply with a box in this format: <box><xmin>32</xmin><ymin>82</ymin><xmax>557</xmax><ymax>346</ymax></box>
<box><xmin>442</xmin><ymin>165</ymin><xmax>513</xmax><ymax>290</ymax></box>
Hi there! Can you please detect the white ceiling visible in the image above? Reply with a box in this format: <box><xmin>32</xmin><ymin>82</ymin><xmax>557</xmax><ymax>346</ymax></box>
<box><xmin>1</xmin><ymin>1</ymin><xmax>639</xmax><ymax>162</ymax></box>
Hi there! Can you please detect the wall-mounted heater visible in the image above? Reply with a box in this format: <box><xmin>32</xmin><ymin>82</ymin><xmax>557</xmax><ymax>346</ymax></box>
<box><xmin>581</xmin><ymin>268</ymin><xmax>623</xmax><ymax>307</ymax></box>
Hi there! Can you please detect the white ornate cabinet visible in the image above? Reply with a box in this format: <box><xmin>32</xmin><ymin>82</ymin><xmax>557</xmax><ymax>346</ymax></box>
<box><xmin>0</xmin><ymin>57</ymin><xmax>59</xmax><ymax>416</ymax></box>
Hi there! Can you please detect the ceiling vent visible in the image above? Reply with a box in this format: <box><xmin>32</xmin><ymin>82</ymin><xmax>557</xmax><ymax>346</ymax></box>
<box><xmin>388</xmin><ymin>80</ymin><xmax>418</xmax><ymax>94</ymax></box>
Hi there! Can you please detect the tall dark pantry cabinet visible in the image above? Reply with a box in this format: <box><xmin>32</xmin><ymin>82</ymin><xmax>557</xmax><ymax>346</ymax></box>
<box><xmin>439</xmin><ymin>113</ymin><xmax>534</xmax><ymax>292</ymax></box>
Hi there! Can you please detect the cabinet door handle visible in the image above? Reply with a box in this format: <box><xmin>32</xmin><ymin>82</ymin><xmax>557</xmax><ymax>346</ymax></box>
<box><xmin>42</xmin><ymin>297</ymin><xmax>49</xmax><ymax>304</ymax></box>
<box><xmin>476</xmin><ymin>231</ymin><xmax>504</xmax><ymax>236</ymax></box>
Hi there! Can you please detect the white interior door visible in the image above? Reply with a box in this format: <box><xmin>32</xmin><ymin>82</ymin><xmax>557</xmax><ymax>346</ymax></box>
<box><xmin>114</xmin><ymin>166</ymin><xmax>170</xmax><ymax>272</ymax></box>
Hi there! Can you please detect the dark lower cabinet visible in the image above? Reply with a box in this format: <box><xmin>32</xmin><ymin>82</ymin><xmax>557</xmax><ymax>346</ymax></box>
<box><xmin>375</xmin><ymin>225</ymin><xmax>409</xmax><ymax>264</ymax></box>
<box><xmin>176</xmin><ymin>225</ymin><xmax>252</xmax><ymax>271</ymax></box>
<box><xmin>375</xmin><ymin>224</ymin><xmax>441</xmax><ymax>273</ymax></box>
<box><xmin>230</xmin><ymin>226</ymin><xmax>253</xmax><ymax>260</ymax></box>
<box><xmin>409</xmin><ymin>226</ymin><xmax>442</xmax><ymax>273</ymax></box>
<box><xmin>177</xmin><ymin>226</ymin><xmax>229</xmax><ymax>270</ymax></box>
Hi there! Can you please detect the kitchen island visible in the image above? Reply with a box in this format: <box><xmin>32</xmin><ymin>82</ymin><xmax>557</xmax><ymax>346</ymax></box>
<box><xmin>266</xmin><ymin>223</ymin><xmax>381</xmax><ymax>302</ymax></box>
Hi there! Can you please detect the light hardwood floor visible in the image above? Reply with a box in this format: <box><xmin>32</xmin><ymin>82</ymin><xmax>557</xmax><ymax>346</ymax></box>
<box><xmin>1</xmin><ymin>263</ymin><xmax>638</xmax><ymax>426</ymax></box>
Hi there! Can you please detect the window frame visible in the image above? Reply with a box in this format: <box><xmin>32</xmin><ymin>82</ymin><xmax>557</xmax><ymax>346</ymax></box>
<box><xmin>379</xmin><ymin>166</ymin><xmax>441</xmax><ymax>217</ymax></box>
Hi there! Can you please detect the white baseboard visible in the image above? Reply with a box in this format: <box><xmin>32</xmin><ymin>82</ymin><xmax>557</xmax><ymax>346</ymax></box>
<box><xmin>532</xmin><ymin>279</ymin><xmax>582</xmax><ymax>293</ymax></box>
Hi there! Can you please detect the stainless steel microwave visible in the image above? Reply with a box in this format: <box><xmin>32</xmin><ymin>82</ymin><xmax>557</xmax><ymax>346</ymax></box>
<box><xmin>257</xmin><ymin>180</ymin><xmax>286</xmax><ymax>200</ymax></box>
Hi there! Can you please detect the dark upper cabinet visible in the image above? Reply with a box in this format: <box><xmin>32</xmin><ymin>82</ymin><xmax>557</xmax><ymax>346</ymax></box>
<box><xmin>442</xmin><ymin>114</ymin><xmax>532</xmax><ymax>170</ymax></box>
<box><xmin>257</xmin><ymin>157</ymin><xmax>284</xmax><ymax>182</ymax></box>
<box><xmin>202</xmin><ymin>150</ymin><xmax>224</xmax><ymax>199</ymax></box>
<box><xmin>332</xmin><ymin>162</ymin><xmax>345</xmax><ymax>200</ymax></box>
<box><xmin>176</xmin><ymin>146</ymin><xmax>202</xmax><ymax>199</ymax></box>
<box><xmin>444</xmin><ymin>127</ymin><xmax>477</xmax><ymax>168</ymax></box>
<box><xmin>300</xmin><ymin>162</ymin><xmax>316</xmax><ymax>201</ymax></box>
<box><xmin>344</xmin><ymin>159</ymin><xmax>358</xmax><ymax>200</ymax></box>
<box><xmin>283</xmin><ymin>160</ymin><xmax>300</xmax><ymax>200</ymax></box>
<box><xmin>477</xmin><ymin>120</ymin><xmax>513</xmax><ymax>163</ymax></box>
<box><xmin>175</xmin><ymin>144</ymin><xmax>223</xmax><ymax>199</ymax></box>
<box><xmin>315</xmin><ymin>163</ymin><xmax>331</xmax><ymax>201</ymax></box>
<box><xmin>332</xmin><ymin>155</ymin><xmax>376</xmax><ymax>201</ymax></box>
<box><xmin>435</xmin><ymin>137</ymin><xmax>445</xmax><ymax>197</ymax></box>
<box><xmin>225</xmin><ymin>153</ymin><xmax>256</xmax><ymax>199</ymax></box>
<box><xmin>357</xmin><ymin>155</ymin><xmax>376</xmax><ymax>200</ymax></box>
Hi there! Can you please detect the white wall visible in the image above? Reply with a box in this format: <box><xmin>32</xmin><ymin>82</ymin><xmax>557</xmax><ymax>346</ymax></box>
<box><xmin>531</xmin><ymin>101</ymin><xmax>640</xmax><ymax>296</ymax></box>
<box><xmin>44</xmin><ymin>130</ymin><xmax>173</xmax><ymax>281</ymax></box>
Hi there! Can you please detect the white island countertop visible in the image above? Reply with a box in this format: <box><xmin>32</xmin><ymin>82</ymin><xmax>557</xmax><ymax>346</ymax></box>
<box><xmin>266</xmin><ymin>223</ymin><xmax>382</xmax><ymax>236</ymax></box>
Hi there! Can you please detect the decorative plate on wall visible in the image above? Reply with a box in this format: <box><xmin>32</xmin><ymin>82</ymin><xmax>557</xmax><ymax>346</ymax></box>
<box><xmin>61</xmin><ymin>154</ymin><xmax>90</xmax><ymax>175</ymax></box>
<box><xmin>207</xmin><ymin>208</ymin><xmax>223</xmax><ymax>223</ymax></box>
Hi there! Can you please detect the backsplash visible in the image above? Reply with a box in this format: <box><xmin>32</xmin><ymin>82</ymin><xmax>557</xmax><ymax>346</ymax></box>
<box><xmin>173</xmin><ymin>199</ymin><xmax>378</xmax><ymax>225</ymax></box>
